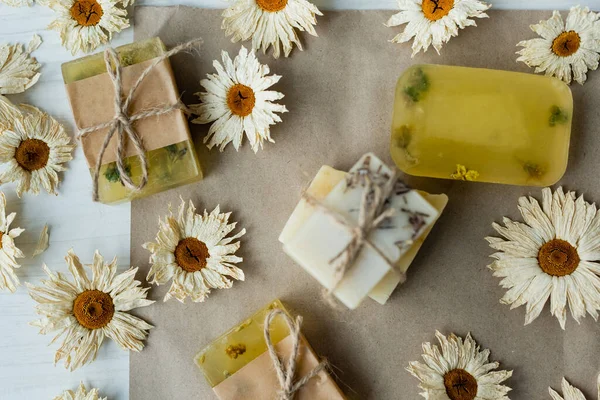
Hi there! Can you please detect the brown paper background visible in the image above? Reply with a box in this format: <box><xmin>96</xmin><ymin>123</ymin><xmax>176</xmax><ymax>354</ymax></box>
<box><xmin>131</xmin><ymin>7</ymin><xmax>600</xmax><ymax>400</ymax></box>
<box><xmin>65</xmin><ymin>58</ymin><xmax>189</xmax><ymax>167</ymax></box>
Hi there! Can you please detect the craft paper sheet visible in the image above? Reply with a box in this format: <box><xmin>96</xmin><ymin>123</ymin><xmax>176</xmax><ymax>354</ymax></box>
<box><xmin>131</xmin><ymin>8</ymin><xmax>600</xmax><ymax>399</ymax></box>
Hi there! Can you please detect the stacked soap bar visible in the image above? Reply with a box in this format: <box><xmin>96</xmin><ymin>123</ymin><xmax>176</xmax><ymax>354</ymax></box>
<box><xmin>280</xmin><ymin>153</ymin><xmax>447</xmax><ymax>309</ymax></box>
<box><xmin>62</xmin><ymin>38</ymin><xmax>202</xmax><ymax>204</ymax></box>
<box><xmin>195</xmin><ymin>300</ymin><xmax>345</xmax><ymax>399</ymax></box>
<box><xmin>391</xmin><ymin>64</ymin><xmax>573</xmax><ymax>186</ymax></box>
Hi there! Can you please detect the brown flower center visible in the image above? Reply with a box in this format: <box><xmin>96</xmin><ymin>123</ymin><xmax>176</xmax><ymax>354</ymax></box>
<box><xmin>70</xmin><ymin>0</ymin><xmax>104</xmax><ymax>27</ymax></box>
<box><xmin>226</xmin><ymin>84</ymin><xmax>256</xmax><ymax>117</ymax></box>
<box><xmin>422</xmin><ymin>0</ymin><xmax>454</xmax><ymax>21</ymax></box>
<box><xmin>444</xmin><ymin>369</ymin><xmax>478</xmax><ymax>400</ymax></box>
<box><xmin>0</xmin><ymin>231</ymin><xmax>4</xmax><ymax>249</ymax></box>
<box><xmin>175</xmin><ymin>237</ymin><xmax>210</xmax><ymax>272</ymax></box>
<box><xmin>256</xmin><ymin>0</ymin><xmax>288</xmax><ymax>12</ymax></box>
<box><xmin>15</xmin><ymin>139</ymin><xmax>50</xmax><ymax>172</ymax></box>
<box><xmin>73</xmin><ymin>290</ymin><xmax>114</xmax><ymax>330</ymax></box>
<box><xmin>538</xmin><ymin>239</ymin><xmax>580</xmax><ymax>276</ymax></box>
<box><xmin>552</xmin><ymin>31</ymin><xmax>581</xmax><ymax>57</ymax></box>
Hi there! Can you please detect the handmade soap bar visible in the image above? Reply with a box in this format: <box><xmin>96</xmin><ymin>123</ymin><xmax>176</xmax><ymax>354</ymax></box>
<box><xmin>280</xmin><ymin>164</ymin><xmax>447</xmax><ymax>305</ymax></box>
<box><xmin>391</xmin><ymin>64</ymin><xmax>573</xmax><ymax>186</ymax></box>
<box><xmin>195</xmin><ymin>300</ymin><xmax>345</xmax><ymax>399</ymax></box>
<box><xmin>62</xmin><ymin>38</ymin><xmax>202</xmax><ymax>204</ymax></box>
<box><xmin>280</xmin><ymin>153</ymin><xmax>440</xmax><ymax>309</ymax></box>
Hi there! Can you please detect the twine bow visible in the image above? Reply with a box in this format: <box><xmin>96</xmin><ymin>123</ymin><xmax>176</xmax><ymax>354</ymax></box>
<box><xmin>302</xmin><ymin>169</ymin><xmax>406</xmax><ymax>303</ymax></box>
<box><xmin>264</xmin><ymin>309</ymin><xmax>329</xmax><ymax>400</ymax></box>
<box><xmin>77</xmin><ymin>39</ymin><xmax>202</xmax><ymax>201</ymax></box>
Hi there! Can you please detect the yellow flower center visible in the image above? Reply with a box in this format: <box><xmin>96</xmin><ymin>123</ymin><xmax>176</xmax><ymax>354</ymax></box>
<box><xmin>175</xmin><ymin>237</ymin><xmax>210</xmax><ymax>272</ymax></box>
<box><xmin>451</xmin><ymin>164</ymin><xmax>479</xmax><ymax>181</ymax></box>
<box><xmin>444</xmin><ymin>369</ymin><xmax>478</xmax><ymax>400</ymax></box>
<box><xmin>422</xmin><ymin>0</ymin><xmax>454</xmax><ymax>21</ymax></box>
<box><xmin>70</xmin><ymin>0</ymin><xmax>104</xmax><ymax>27</ymax></box>
<box><xmin>15</xmin><ymin>139</ymin><xmax>50</xmax><ymax>172</ymax></box>
<box><xmin>73</xmin><ymin>289</ymin><xmax>114</xmax><ymax>330</ymax></box>
<box><xmin>226</xmin><ymin>84</ymin><xmax>256</xmax><ymax>117</ymax></box>
<box><xmin>552</xmin><ymin>31</ymin><xmax>581</xmax><ymax>57</ymax></box>
<box><xmin>226</xmin><ymin>343</ymin><xmax>247</xmax><ymax>359</ymax></box>
<box><xmin>538</xmin><ymin>239</ymin><xmax>580</xmax><ymax>276</ymax></box>
<box><xmin>256</xmin><ymin>0</ymin><xmax>288</xmax><ymax>12</ymax></box>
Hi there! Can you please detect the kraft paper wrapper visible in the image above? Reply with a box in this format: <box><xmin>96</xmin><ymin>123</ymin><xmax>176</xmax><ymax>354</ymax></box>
<box><xmin>65</xmin><ymin>57</ymin><xmax>189</xmax><ymax>169</ymax></box>
<box><xmin>131</xmin><ymin>8</ymin><xmax>600</xmax><ymax>399</ymax></box>
<box><xmin>213</xmin><ymin>335</ymin><xmax>345</xmax><ymax>400</ymax></box>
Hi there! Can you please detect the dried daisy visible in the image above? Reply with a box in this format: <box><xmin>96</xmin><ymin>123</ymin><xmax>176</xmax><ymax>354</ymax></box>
<box><xmin>47</xmin><ymin>0</ymin><xmax>129</xmax><ymax>55</ymax></box>
<box><xmin>143</xmin><ymin>198</ymin><xmax>246</xmax><ymax>303</ymax></box>
<box><xmin>54</xmin><ymin>382</ymin><xmax>106</xmax><ymax>400</ymax></box>
<box><xmin>487</xmin><ymin>187</ymin><xmax>600</xmax><ymax>329</ymax></box>
<box><xmin>517</xmin><ymin>6</ymin><xmax>600</xmax><ymax>85</ymax></box>
<box><xmin>27</xmin><ymin>250</ymin><xmax>154</xmax><ymax>371</ymax></box>
<box><xmin>0</xmin><ymin>191</ymin><xmax>25</xmax><ymax>293</ymax></box>
<box><xmin>0</xmin><ymin>35</ymin><xmax>42</xmax><ymax>94</ymax></box>
<box><xmin>0</xmin><ymin>95</ymin><xmax>20</xmax><ymax>130</ymax></box>
<box><xmin>0</xmin><ymin>0</ymin><xmax>33</xmax><ymax>6</ymax></box>
<box><xmin>190</xmin><ymin>46</ymin><xmax>288</xmax><ymax>153</ymax></box>
<box><xmin>32</xmin><ymin>224</ymin><xmax>49</xmax><ymax>257</ymax></box>
<box><xmin>549</xmin><ymin>378</ymin><xmax>594</xmax><ymax>400</ymax></box>
<box><xmin>0</xmin><ymin>105</ymin><xmax>75</xmax><ymax>197</ymax></box>
<box><xmin>386</xmin><ymin>0</ymin><xmax>491</xmax><ymax>57</ymax></box>
<box><xmin>407</xmin><ymin>331</ymin><xmax>512</xmax><ymax>400</ymax></box>
<box><xmin>222</xmin><ymin>0</ymin><xmax>322</xmax><ymax>59</ymax></box>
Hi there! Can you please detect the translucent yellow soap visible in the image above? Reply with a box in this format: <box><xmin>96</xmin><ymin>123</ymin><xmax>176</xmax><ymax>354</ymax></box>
<box><xmin>390</xmin><ymin>64</ymin><xmax>573</xmax><ymax>186</ymax></box>
<box><xmin>62</xmin><ymin>38</ymin><xmax>202</xmax><ymax>204</ymax></box>
<box><xmin>195</xmin><ymin>300</ymin><xmax>291</xmax><ymax>387</ymax></box>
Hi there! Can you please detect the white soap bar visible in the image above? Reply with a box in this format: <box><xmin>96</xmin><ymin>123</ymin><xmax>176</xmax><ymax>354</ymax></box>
<box><xmin>282</xmin><ymin>153</ymin><xmax>439</xmax><ymax>309</ymax></box>
<box><xmin>280</xmin><ymin>166</ymin><xmax>448</xmax><ymax>306</ymax></box>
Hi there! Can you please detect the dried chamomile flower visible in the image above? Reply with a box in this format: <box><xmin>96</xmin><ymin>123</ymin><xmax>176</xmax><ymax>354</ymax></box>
<box><xmin>0</xmin><ymin>0</ymin><xmax>33</xmax><ymax>6</ymax></box>
<box><xmin>0</xmin><ymin>95</ymin><xmax>21</xmax><ymax>129</ymax></box>
<box><xmin>0</xmin><ymin>35</ymin><xmax>42</xmax><ymax>94</ymax></box>
<box><xmin>407</xmin><ymin>331</ymin><xmax>512</xmax><ymax>400</ymax></box>
<box><xmin>486</xmin><ymin>187</ymin><xmax>600</xmax><ymax>329</ymax></box>
<box><xmin>222</xmin><ymin>0</ymin><xmax>322</xmax><ymax>59</ymax></box>
<box><xmin>53</xmin><ymin>382</ymin><xmax>106</xmax><ymax>400</ymax></box>
<box><xmin>190</xmin><ymin>46</ymin><xmax>288</xmax><ymax>153</ymax></box>
<box><xmin>32</xmin><ymin>224</ymin><xmax>49</xmax><ymax>257</ymax></box>
<box><xmin>386</xmin><ymin>0</ymin><xmax>491</xmax><ymax>57</ymax></box>
<box><xmin>47</xmin><ymin>0</ymin><xmax>129</xmax><ymax>55</ymax></box>
<box><xmin>0</xmin><ymin>191</ymin><xmax>25</xmax><ymax>293</ymax></box>
<box><xmin>517</xmin><ymin>6</ymin><xmax>600</xmax><ymax>85</ymax></box>
<box><xmin>0</xmin><ymin>105</ymin><xmax>75</xmax><ymax>197</ymax></box>
<box><xmin>549</xmin><ymin>378</ymin><xmax>592</xmax><ymax>400</ymax></box>
<box><xmin>143</xmin><ymin>198</ymin><xmax>246</xmax><ymax>303</ymax></box>
<box><xmin>27</xmin><ymin>250</ymin><xmax>154</xmax><ymax>371</ymax></box>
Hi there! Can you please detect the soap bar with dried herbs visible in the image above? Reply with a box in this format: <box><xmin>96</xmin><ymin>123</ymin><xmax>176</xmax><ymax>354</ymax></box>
<box><xmin>280</xmin><ymin>153</ymin><xmax>440</xmax><ymax>309</ymax></box>
<box><xmin>62</xmin><ymin>38</ymin><xmax>202</xmax><ymax>204</ymax></box>
<box><xmin>391</xmin><ymin>64</ymin><xmax>573</xmax><ymax>186</ymax></box>
<box><xmin>195</xmin><ymin>300</ymin><xmax>345</xmax><ymax>400</ymax></box>
<box><xmin>280</xmin><ymin>164</ymin><xmax>447</xmax><ymax>305</ymax></box>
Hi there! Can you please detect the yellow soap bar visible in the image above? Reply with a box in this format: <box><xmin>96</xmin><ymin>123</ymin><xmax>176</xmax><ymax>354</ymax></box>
<box><xmin>62</xmin><ymin>38</ymin><xmax>202</xmax><ymax>204</ymax></box>
<box><xmin>195</xmin><ymin>300</ymin><xmax>291</xmax><ymax>387</ymax></box>
<box><xmin>391</xmin><ymin>64</ymin><xmax>573</xmax><ymax>186</ymax></box>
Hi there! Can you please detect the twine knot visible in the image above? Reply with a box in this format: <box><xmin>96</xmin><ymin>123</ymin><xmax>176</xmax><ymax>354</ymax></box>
<box><xmin>302</xmin><ymin>168</ymin><xmax>405</xmax><ymax>306</ymax></box>
<box><xmin>264</xmin><ymin>309</ymin><xmax>329</xmax><ymax>400</ymax></box>
<box><xmin>76</xmin><ymin>38</ymin><xmax>203</xmax><ymax>201</ymax></box>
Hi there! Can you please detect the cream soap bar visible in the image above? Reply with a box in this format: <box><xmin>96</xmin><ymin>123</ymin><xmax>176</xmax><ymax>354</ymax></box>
<box><xmin>391</xmin><ymin>64</ymin><xmax>573</xmax><ymax>186</ymax></box>
<box><xmin>280</xmin><ymin>166</ymin><xmax>447</xmax><ymax>305</ymax></box>
<box><xmin>280</xmin><ymin>154</ymin><xmax>440</xmax><ymax>309</ymax></box>
<box><xmin>195</xmin><ymin>300</ymin><xmax>345</xmax><ymax>399</ymax></box>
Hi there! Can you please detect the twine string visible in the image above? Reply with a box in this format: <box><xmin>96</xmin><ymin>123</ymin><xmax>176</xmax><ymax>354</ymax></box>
<box><xmin>301</xmin><ymin>169</ymin><xmax>407</xmax><ymax>303</ymax></box>
<box><xmin>264</xmin><ymin>309</ymin><xmax>328</xmax><ymax>400</ymax></box>
<box><xmin>77</xmin><ymin>38</ymin><xmax>203</xmax><ymax>201</ymax></box>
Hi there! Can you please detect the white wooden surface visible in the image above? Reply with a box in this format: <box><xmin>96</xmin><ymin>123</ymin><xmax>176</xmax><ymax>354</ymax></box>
<box><xmin>0</xmin><ymin>0</ymin><xmax>596</xmax><ymax>399</ymax></box>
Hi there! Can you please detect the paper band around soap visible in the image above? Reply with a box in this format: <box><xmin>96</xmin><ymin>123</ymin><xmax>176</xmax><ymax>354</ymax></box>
<box><xmin>72</xmin><ymin>38</ymin><xmax>202</xmax><ymax>201</ymax></box>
